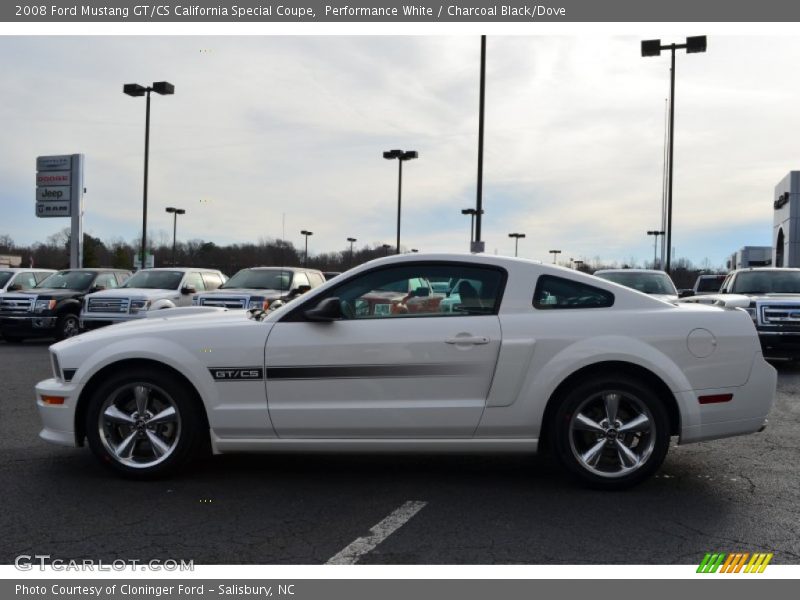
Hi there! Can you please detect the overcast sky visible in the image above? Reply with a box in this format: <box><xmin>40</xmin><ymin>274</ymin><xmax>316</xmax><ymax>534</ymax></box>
<box><xmin>0</xmin><ymin>35</ymin><xmax>793</xmax><ymax>267</ymax></box>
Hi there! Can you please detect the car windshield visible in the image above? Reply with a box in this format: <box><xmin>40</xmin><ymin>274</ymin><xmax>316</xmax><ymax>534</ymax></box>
<box><xmin>595</xmin><ymin>271</ymin><xmax>677</xmax><ymax>295</ymax></box>
<box><xmin>0</xmin><ymin>272</ymin><xmax>12</xmax><ymax>287</ymax></box>
<box><xmin>123</xmin><ymin>270</ymin><xmax>184</xmax><ymax>290</ymax></box>
<box><xmin>36</xmin><ymin>271</ymin><xmax>95</xmax><ymax>290</ymax></box>
<box><xmin>732</xmin><ymin>271</ymin><xmax>800</xmax><ymax>294</ymax></box>
<box><xmin>221</xmin><ymin>269</ymin><xmax>292</xmax><ymax>290</ymax></box>
<box><xmin>696</xmin><ymin>277</ymin><xmax>724</xmax><ymax>292</ymax></box>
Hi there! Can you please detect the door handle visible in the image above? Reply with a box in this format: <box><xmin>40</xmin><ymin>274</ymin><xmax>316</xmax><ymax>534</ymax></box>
<box><xmin>445</xmin><ymin>336</ymin><xmax>490</xmax><ymax>345</ymax></box>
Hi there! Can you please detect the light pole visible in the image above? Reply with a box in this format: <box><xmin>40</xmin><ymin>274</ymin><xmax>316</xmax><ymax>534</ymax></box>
<box><xmin>641</xmin><ymin>35</ymin><xmax>706</xmax><ymax>274</ymax></box>
<box><xmin>410</xmin><ymin>248</ymin><xmax>419</xmax><ymax>253</ymax></box>
<box><xmin>347</xmin><ymin>237</ymin><xmax>357</xmax><ymax>269</ymax></box>
<box><xmin>461</xmin><ymin>208</ymin><xmax>484</xmax><ymax>247</ymax></box>
<box><xmin>383</xmin><ymin>149</ymin><xmax>418</xmax><ymax>254</ymax></box>
<box><xmin>508</xmin><ymin>233</ymin><xmax>526</xmax><ymax>257</ymax></box>
<box><xmin>300</xmin><ymin>230</ymin><xmax>313</xmax><ymax>267</ymax></box>
<box><xmin>165</xmin><ymin>207</ymin><xmax>185</xmax><ymax>266</ymax></box>
<box><xmin>381</xmin><ymin>244</ymin><xmax>392</xmax><ymax>257</ymax></box>
<box><xmin>474</xmin><ymin>34</ymin><xmax>487</xmax><ymax>253</ymax></box>
<box><xmin>647</xmin><ymin>230</ymin><xmax>665</xmax><ymax>269</ymax></box>
<box><xmin>574</xmin><ymin>259</ymin><xmax>584</xmax><ymax>270</ymax></box>
<box><xmin>123</xmin><ymin>81</ymin><xmax>175</xmax><ymax>270</ymax></box>
<box><xmin>549</xmin><ymin>249</ymin><xmax>561</xmax><ymax>264</ymax></box>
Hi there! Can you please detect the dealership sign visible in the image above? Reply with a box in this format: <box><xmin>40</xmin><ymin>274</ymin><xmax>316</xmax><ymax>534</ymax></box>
<box><xmin>35</xmin><ymin>154</ymin><xmax>84</xmax><ymax>268</ymax></box>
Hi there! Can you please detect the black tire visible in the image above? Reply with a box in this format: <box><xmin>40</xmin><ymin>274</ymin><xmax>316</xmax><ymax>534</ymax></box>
<box><xmin>55</xmin><ymin>313</ymin><xmax>81</xmax><ymax>340</ymax></box>
<box><xmin>550</xmin><ymin>374</ymin><xmax>670</xmax><ymax>490</ymax></box>
<box><xmin>85</xmin><ymin>367</ymin><xmax>207</xmax><ymax>478</ymax></box>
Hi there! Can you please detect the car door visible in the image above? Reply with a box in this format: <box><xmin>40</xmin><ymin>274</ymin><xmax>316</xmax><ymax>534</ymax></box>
<box><xmin>265</xmin><ymin>262</ymin><xmax>506</xmax><ymax>438</ymax></box>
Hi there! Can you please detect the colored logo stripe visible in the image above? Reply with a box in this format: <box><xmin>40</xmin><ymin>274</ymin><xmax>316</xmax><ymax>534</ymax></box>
<box><xmin>697</xmin><ymin>552</ymin><xmax>773</xmax><ymax>573</ymax></box>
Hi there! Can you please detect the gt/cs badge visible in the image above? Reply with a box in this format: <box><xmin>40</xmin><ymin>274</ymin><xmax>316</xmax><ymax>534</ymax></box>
<box><xmin>209</xmin><ymin>367</ymin><xmax>264</xmax><ymax>381</ymax></box>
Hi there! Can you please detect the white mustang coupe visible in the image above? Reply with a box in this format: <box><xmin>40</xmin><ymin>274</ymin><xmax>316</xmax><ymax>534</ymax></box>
<box><xmin>35</xmin><ymin>254</ymin><xmax>776</xmax><ymax>489</ymax></box>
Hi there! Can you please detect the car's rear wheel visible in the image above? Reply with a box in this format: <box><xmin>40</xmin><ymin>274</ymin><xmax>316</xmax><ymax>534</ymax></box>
<box><xmin>551</xmin><ymin>375</ymin><xmax>670</xmax><ymax>489</ymax></box>
<box><xmin>56</xmin><ymin>313</ymin><xmax>80</xmax><ymax>340</ymax></box>
<box><xmin>85</xmin><ymin>368</ymin><xmax>205</xmax><ymax>478</ymax></box>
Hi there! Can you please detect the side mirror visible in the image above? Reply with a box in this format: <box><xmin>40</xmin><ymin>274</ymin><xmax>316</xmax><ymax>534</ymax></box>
<box><xmin>291</xmin><ymin>284</ymin><xmax>312</xmax><ymax>297</ymax></box>
<box><xmin>304</xmin><ymin>297</ymin><xmax>343</xmax><ymax>322</ymax></box>
<box><xmin>181</xmin><ymin>286</ymin><xmax>197</xmax><ymax>295</ymax></box>
<box><xmin>678</xmin><ymin>289</ymin><xmax>694</xmax><ymax>298</ymax></box>
<box><xmin>7</xmin><ymin>283</ymin><xmax>21</xmax><ymax>291</ymax></box>
<box><xmin>91</xmin><ymin>285</ymin><xmax>106</xmax><ymax>293</ymax></box>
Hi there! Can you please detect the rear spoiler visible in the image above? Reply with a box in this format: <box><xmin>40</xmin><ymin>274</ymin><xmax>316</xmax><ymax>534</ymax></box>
<box><xmin>145</xmin><ymin>306</ymin><xmax>227</xmax><ymax>319</ymax></box>
<box><xmin>679</xmin><ymin>294</ymin><xmax>751</xmax><ymax>309</ymax></box>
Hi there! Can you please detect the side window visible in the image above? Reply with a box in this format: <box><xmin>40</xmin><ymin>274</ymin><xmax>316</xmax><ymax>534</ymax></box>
<box><xmin>202</xmin><ymin>272</ymin><xmax>224</xmax><ymax>290</ymax></box>
<box><xmin>533</xmin><ymin>275</ymin><xmax>614</xmax><ymax>309</ymax></box>
<box><xmin>293</xmin><ymin>272</ymin><xmax>310</xmax><ymax>290</ymax></box>
<box><xmin>184</xmin><ymin>272</ymin><xmax>206</xmax><ymax>292</ymax></box>
<box><xmin>94</xmin><ymin>273</ymin><xmax>119</xmax><ymax>289</ymax></box>
<box><xmin>34</xmin><ymin>271</ymin><xmax>52</xmax><ymax>284</ymax></box>
<box><xmin>319</xmin><ymin>264</ymin><xmax>505</xmax><ymax>320</ymax></box>
<box><xmin>115</xmin><ymin>272</ymin><xmax>131</xmax><ymax>286</ymax></box>
<box><xmin>307</xmin><ymin>272</ymin><xmax>325</xmax><ymax>288</ymax></box>
<box><xmin>15</xmin><ymin>272</ymin><xmax>39</xmax><ymax>290</ymax></box>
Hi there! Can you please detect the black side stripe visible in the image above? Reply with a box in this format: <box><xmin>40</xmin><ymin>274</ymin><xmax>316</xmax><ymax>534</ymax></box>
<box><xmin>265</xmin><ymin>363</ymin><xmax>479</xmax><ymax>380</ymax></box>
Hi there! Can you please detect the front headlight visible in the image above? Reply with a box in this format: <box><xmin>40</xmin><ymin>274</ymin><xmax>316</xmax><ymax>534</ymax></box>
<box><xmin>34</xmin><ymin>299</ymin><xmax>56</xmax><ymax>313</ymax></box>
<box><xmin>744</xmin><ymin>307</ymin><xmax>757</xmax><ymax>320</ymax></box>
<box><xmin>129</xmin><ymin>299</ymin><xmax>151</xmax><ymax>314</ymax></box>
<box><xmin>248</xmin><ymin>297</ymin><xmax>269</xmax><ymax>310</ymax></box>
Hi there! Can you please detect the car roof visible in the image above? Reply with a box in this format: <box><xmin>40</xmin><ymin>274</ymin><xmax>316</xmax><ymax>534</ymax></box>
<box><xmin>134</xmin><ymin>267</ymin><xmax>222</xmax><ymax>273</ymax></box>
<box><xmin>0</xmin><ymin>267</ymin><xmax>56</xmax><ymax>272</ymax></box>
<box><xmin>594</xmin><ymin>269</ymin><xmax>669</xmax><ymax>275</ymax></box>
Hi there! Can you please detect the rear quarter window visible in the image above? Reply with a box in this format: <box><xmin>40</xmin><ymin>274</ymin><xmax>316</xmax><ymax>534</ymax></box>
<box><xmin>533</xmin><ymin>275</ymin><xmax>614</xmax><ymax>309</ymax></box>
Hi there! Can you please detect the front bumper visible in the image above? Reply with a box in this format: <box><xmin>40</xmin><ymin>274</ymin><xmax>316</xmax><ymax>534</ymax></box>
<box><xmin>35</xmin><ymin>377</ymin><xmax>82</xmax><ymax>447</ymax></box>
<box><xmin>756</xmin><ymin>329</ymin><xmax>800</xmax><ymax>358</ymax></box>
<box><xmin>0</xmin><ymin>315</ymin><xmax>57</xmax><ymax>336</ymax></box>
<box><xmin>680</xmin><ymin>352</ymin><xmax>777</xmax><ymax>444</ymax></box>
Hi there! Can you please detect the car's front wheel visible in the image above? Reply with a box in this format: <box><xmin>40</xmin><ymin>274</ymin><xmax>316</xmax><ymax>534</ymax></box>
<box><xmin>85</xmin><ymin>368</ymin><xmax>205</xmax><ymax>478</ymax></box>
<box><xmin>56</xmin><ymin>313</ymin><xmax>80</xmax><ymax>340</ymax></box>
<box><xmin>551</xmin><ymin>375</ymin><xmax>670</xmax><ymax>490</ymax></box>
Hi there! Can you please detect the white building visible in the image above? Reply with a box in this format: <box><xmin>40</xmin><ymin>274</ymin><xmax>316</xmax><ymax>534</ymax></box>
<box><xmin>773</xmin><ymin>171</ymin><xmax>800</xmax><ymax>267</ymax></box>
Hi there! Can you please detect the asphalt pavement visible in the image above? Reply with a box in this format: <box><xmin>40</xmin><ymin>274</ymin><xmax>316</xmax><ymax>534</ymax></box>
<box><xmin>1</xmin><ymin>340</ymin><xmax>798</xmax><ymax>565</ymax></box>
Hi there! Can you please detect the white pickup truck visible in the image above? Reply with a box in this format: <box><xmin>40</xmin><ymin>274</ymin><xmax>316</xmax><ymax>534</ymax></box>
<box><xmin>80</xmin><ymin>268</ymin><xmax>226</xmax><ymax>330</ymax></box>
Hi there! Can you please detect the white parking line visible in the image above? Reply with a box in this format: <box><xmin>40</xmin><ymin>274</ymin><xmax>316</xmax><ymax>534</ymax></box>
<box><xmin>326</xmin><ymin>500</ymin><xmax>428</xmax><ymax>565</ymax></box>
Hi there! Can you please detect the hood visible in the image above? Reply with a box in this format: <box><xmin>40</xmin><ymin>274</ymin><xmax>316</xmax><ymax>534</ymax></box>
<box><xmin>199</xmin><ymin>287</ymin><xmax>286</xmax><ymax>299</ymax></box>
<box><xmin>3</xmin><ymin>288</ymin><xmax>86</xmax><ymax>299</ymax></box>
<box><xmin>52</xmin><ymin>308</ymin><xmax>255</xmax><ymax>351</ymax></box>
<box><xmin>87</xmin><ymin>287</ymin><xmax>181</xmax><ymax>301</ymax></box>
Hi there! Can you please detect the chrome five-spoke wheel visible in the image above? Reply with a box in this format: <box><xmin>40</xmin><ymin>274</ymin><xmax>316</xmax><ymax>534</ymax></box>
<box><xmin>98</xmin><ymin>383</ymin><xmax>182</xmax><ymax>469</ymax></box>
<box><xmin>553</xmin><ymin>375</ymin><xmax>670</xmax><ymax>489</ymax></box>
<box><xmin>85</xmin><ymin>366</ymin><xmax>205</xmax><ymax>477</ymax></box>
<box><xmin>568</xmin><ymin>390</ymin><xmax>655</xmax><ymax>479</ymax></box>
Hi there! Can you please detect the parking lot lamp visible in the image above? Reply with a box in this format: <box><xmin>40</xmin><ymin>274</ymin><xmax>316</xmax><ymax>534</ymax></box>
<box><xmin>383</xmin><ymin>149</ymin><xmax>418</xmax><ymax>254</ymax></box>
<box><xmin>647</xmin><ymin>230</ymin><xmax>665</xmax><ymax>269</ymax></box>
<box><xmin>549</xmin><ymin>249</ymin><xmax>561</xmax><ymax>264</ymax></box>
<box><xmin>574</xmin><ymin>259</ymin><xmax>584</xmax><ymax>270</ymax></box>
<box><xmin>508</xmin><ymin>233</ymin><xmax>526</xmax><ymax>257</ymax></box>
<box><xmin>123</xmin><ymin>81</ymin><xmax>175</xmax><ymax>271</ymax></box>
<box><xmin>641</xmin><ymin>36</ymin><xmax>706</xmax><ymax>274</ymax></box>
<box><xmin>165</xmin><ymin>207</ymin><xmax>185</xmax><ymax>266</ymax></box>
<box><xmin>381</xmin><ymin>244</ymin><xmax>392</xmax><ymax>257</ymax></box>
<box><xmin>347</xmin><ymin>237</ymin><xmax>357</xmax><ymax>268</ymax></box>
<box><xmin>300</xmin><ymin>230</ymin><xmax>313</xmax><ymax>267</ymax></box>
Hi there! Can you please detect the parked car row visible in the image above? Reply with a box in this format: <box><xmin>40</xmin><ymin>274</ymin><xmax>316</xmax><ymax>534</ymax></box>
<box><xmin>0</xmin><ymin>266</ymin><xmax>335</xmax><ymax>342</ymax></box>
